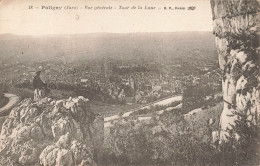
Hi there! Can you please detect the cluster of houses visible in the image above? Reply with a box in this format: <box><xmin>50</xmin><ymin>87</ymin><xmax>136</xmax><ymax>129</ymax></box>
<box><xmin>0</xmin><ymin>59</ymin><xmax>221</xmax><ymax>105</ymax></box>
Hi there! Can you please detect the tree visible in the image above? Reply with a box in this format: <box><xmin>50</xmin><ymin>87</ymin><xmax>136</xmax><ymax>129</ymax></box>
<box><xmin>182</xmin><ymin>83</ymin><xmax>215</xmax><ymax>113</ymax></box>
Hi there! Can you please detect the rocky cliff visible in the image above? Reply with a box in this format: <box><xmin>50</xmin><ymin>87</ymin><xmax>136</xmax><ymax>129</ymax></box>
<box><xmin>0</xmin><ymin>97</ymin><xmax>104</xmax><ymax>166</ymax></box>
<box><xmin>210</xmin><ymin>0</ymin><xmax>260</xmax><ymax>141</ymax></box>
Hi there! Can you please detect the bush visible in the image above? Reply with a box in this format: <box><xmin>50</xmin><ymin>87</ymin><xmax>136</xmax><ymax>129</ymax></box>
<box><xmin>182</xmin><ymin>83</ymin><xmax>219</xmax><ymax>113</ymax></box>
<box><xmin>0</xmin><ymin>83</ymin><xmax>8</xmax><ymax>94</ymax></box>
<box><xmin>0</xmin><ymin>83</ymin><xmax>9</xmax><ymax>108</ymax></box>
<box><xmin>103</xmin><ymin>112</ymin><xmax>216</xmax><ymax>165</ymax></box>
<box><xmin>14</xmin><ymin>80</ymin><xmax>32</xmax><ymax>89</ymax></box>
<box><xmin>103</xmin><ymin>106</ymin><xmax>259</xmax><ymax>165</ymax></box>
<box><xmin>218</xmin><ymin>111</ymin><xmax>260</xmax><ymax>165</ymax></box>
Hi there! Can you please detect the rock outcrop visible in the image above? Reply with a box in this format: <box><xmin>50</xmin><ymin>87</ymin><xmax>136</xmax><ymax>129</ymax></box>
<box><xmin>210</xmin><ymin>0</ymin><xmax>260</xmax><ymax>141</ymax></box>
<box><xmin>0</xmin><ymin>96</ymin><xmax>104</xmax><ymax>166</ymax></box>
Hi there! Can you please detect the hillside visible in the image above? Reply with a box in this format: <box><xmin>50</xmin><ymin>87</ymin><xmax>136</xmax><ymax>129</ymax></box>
<box><xmin>0</xmin><ymin>32</ymin><xmax>217</xmax><ymax>64</ymax></box>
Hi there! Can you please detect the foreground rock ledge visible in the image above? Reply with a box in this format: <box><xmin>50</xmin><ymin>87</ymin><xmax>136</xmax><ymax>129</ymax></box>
<box><xmin>0</xmin><ymin>96</ymin><xmax>104</xmax><ymax>166</ymax></box>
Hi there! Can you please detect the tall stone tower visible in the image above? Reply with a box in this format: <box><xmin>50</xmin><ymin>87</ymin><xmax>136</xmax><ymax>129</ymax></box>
<box><xmin>210</xmin><ymin>0</ymin><xmax>259</xmax><ymax>141</ymax></box>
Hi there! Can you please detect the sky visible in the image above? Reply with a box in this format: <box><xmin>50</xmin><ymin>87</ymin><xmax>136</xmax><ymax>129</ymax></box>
<box><xmin>0</xmin><ymin>0</ymin><xmax>213</xmax><ymax>35</ymax></box>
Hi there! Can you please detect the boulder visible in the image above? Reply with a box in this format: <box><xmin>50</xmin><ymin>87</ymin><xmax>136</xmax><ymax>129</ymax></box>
<box><xmin>0</xmin><ymin>96</ymin><xmax>104</xmax><ymax>165</ymax></box>
<box><xmin>56</xmin><ymin>149</ymin><xmax>73</xmax><ymax>166</ymax></box>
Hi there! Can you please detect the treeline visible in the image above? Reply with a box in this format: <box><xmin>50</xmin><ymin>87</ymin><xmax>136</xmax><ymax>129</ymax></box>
<box><xmin>0</xmin><ymin>83</ymin><xmax>8</xmax><ymax>96</ymax></box>
<box><xmin>14</xmin><ymin>81</ymin><xmax>126</xmax><ymax>104</ymax></box>
<box><xmin>0</xmin><ymin>83</ymin><xmax>9</xmax><ymax>108</ymax></box>
<box><xmin>112</xmin><ymin>65</ymin><xmax>148</xmax><ymax>74</ymax></box>
<box><xmin>182</xmin><ymin>82</ymin><xmax>222</xmax><ymax>113</ymax></box>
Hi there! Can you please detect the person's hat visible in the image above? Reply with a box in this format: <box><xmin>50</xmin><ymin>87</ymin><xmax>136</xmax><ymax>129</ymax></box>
<box><xmin>36</xmin><ymin>71</ymin><xmax>41</xmax><ymax>75</ymax></box>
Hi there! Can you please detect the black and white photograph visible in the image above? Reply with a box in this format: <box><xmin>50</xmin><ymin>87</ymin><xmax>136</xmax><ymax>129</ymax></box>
<box><xmin>0</xmin><ymin>0</ymin><xmax>259</xmax><ymax>165</ymax></box>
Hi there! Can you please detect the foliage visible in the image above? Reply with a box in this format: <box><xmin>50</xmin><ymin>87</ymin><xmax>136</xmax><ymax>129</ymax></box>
<box><xmin>130</xmin><ymin>100</ymin><xmax>181</xmax><ymax>117</ymax></box>
<box><xmin>219</xmin><ymin>111</ymin><xmax>260</xmax><ymax>165</ymax></box>
<box><xmin>0</xmin><ymin>83</ymin><xmax>8</xmax><ymax>108</ymax></box>
<box><xmin>182</xmin><ymin>83</ymin><xmax>220</xmax><ymax>113</ymax></box>
<box><xmin>0</xmin><ymin>83</ymin><xmax>9</xmax><ymax>108</ymax></box>
<box><xmin>0</xmin><ymin>83</ymin><xmax>9</xmax><ymax>94</ymax></box>
<box><xmin>14</xmin><ymin>80</ymin><xmax>32</xmax><ymax>89</ymax></box>
<box><xmin>103</xmin><ymin>104</ymin><xmax>259</xmax><ymax>166</ymax></box>
<box><xmin>103</xmin><ymin>112</ymin><xmax>217</xmax><ymax>165</ymax></box>
<box><xmin>112</xmin><ymin>65</ymin><xmax>149</xmax><ymax>75</ymax></box>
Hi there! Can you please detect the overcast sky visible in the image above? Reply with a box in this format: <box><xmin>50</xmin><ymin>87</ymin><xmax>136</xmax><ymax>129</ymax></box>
<box><xmin>0</xmin><ymin>0</ymin><xmax>213</xmax><ymax>35</ymax></box>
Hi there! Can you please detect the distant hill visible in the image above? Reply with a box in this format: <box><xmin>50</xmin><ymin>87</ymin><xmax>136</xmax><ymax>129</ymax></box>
<box><xmin>0</xmin><ymin>32</ymin><xmax>217</xmax><ymax>64</ymax></box>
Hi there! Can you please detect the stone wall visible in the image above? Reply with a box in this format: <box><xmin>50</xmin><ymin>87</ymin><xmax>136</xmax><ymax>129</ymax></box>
<box><xmin>210</xmin><ymin>0</ymin><xmax>260</xmax><ymax>141</ymax></box>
